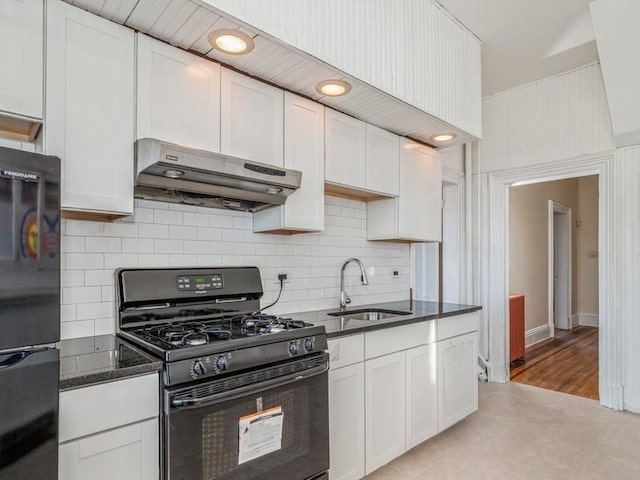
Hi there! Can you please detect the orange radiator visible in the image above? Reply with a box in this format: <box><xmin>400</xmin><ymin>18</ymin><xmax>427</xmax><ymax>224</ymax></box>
<box><xmin>509</xmin><ymin>294</ymin><xmax>525</xmax><ymax>362</ymax></box>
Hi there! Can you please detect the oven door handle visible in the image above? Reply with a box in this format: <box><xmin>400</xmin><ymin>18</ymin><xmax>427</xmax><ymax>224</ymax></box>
<box><xmin>170</xmin><ymin>362</ymin><xmax>328</xmax><ymax>410</ymax></box>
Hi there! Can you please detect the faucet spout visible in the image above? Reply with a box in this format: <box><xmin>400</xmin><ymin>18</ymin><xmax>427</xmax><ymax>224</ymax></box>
<box><xmin>339</xmin><ymin>258</ymin><xmax>369</xmax><ymax>310</ymax></box>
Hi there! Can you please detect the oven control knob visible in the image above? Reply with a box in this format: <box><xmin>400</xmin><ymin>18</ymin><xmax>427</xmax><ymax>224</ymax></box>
<box><xmin>191</xmin><ymin>359</ymin><xmax>206</xmax><ymax>377</ymax></box>
<box><xmin>304</xmin><ymin>338</ymin><xmax>314</xmax><ymax>352</ymax></box>
<box><xmin>215</xmin><ymin>355</ymin><xmax>228</xmax><ymax>371</ymax></box>
<box><xmin>288</xmin><ymin>341</ymin><xmax>299</xmax><ymax>355</ymax></box>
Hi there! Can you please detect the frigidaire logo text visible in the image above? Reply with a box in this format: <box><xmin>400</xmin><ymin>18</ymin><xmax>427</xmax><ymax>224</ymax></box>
<box><xmin>2</xmin><ymin>170</ymin><xmax>39</xmax><ymax>181</ymax></box>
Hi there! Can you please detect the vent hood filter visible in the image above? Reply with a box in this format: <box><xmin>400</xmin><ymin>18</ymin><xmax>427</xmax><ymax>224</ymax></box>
<box><xmin>134</xmin><ymin>139</ymin><xmax>302</xmax><ymax>212</ymax></box>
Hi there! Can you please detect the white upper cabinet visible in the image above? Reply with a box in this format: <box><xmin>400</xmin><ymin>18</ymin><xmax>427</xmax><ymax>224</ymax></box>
<box><xmin>46</xmin><ymin>0</ymin><xmax>134</xmax><ymax>216</ymax></box>
<box><xmin>136</xmin><ymin>34</ymin><xmax>220</xmax><ymax>152</ymax></box>
<box><xmin>0</xmin><ymin>0</ymin><xmax>43</xmax><ymax>120</ymax></box>
<box><xmin>0</xmin><ymin>0</ymin><xmax>43</xmax><ymax>141</ymax></box>
<box><xmin>367</xmin><ymin>139</ymin><xmax>442</xmax><ymax>242</ymax></box>
<box><xmin>220</xmin><ymin>67</ymin><xmax>283</xmax><ymax>167</ymax></box>
<box><xmin>365</xmin><ymin>124</ymin><xmax>399</xmax><ymax>196</ymax></box>
<box><xmin>325</xmin><ymin>109</ymin><xmax>366</xmax><ymax>190</ymax></box>
<box><xmin>325</xmin><ymin>109</ymin><xmax>399</xmax><ymax>197</ymax></box>
<box><xmin>253</xmin><ymin>93</ymin><xmax>325</xmax><ymax>233</ymax></box>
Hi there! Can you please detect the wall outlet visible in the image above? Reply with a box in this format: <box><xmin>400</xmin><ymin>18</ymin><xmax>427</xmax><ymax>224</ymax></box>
<box><xmin>392</xmin><ymin>269</ymin><xmax>400</xmax><ymax>279</ymax></box>
<box><xmin>275</xmin><ymin>273</ymin><xmax>290</xmax><ymax>284</ymax></box>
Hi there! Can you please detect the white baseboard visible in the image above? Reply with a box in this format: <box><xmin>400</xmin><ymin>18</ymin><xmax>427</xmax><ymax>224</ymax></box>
<box><xmin>572</xmin><ymin>313</ymin><xmax>599</xmax><ymax>327</ymax></box>
<box><xmin>525</xmin><ymin>324</ymin><xmax>551</xmax><ymax>347</ymax></box>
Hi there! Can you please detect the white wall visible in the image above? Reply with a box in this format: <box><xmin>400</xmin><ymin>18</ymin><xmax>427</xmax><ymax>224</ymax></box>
<box><xmin>479</xmin><ymin>63</ymin><xmax>614</xmax><ymax>173</ymax></box>
<box><xmin>475</xmin><ymin>60</ymin><xmax>640</xmax><ymax>411</ymax></box>
<box><xmin>202</xmin><ymin>0</ymin><xmax>482</xmax><ymax>138</ymax></box>
<box><xmin>59</xmin><ymin>195</ymin><xmax>411</xmax><ymax>339</ymax></box>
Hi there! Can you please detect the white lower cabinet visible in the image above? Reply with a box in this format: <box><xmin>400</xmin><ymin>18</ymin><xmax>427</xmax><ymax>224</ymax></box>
<box><xmin>329</xmin><ymin>362</ymin><xmax>365</xmax><ymax>480</ymax></box>
<box><xmin>437</xmin><ymin>331</ymin><xmax>479</xmax><ymax>432</ymax></box>
<box><xmin>59</xmin><ymin>418</ymin><xmax>158</xmax><ymax>480</ymax></box>
<box><xmin>405</xmin><ymin>344</ymin><xmax>438</xmax><ymax>449</ymax></box>
<box><xmin>328</xmin><ymin>313</ymin><xmax>479</xmax><ymax>478</ymax></box>
<box><xmin>365</xmin><ymin>351</ymin><xmax>406</xmax><ymax>474</ymax></box>
<box><xmin>59</xmin><ymin>373</ymin><xmax>159</xmax><ymax>480</ymax></box>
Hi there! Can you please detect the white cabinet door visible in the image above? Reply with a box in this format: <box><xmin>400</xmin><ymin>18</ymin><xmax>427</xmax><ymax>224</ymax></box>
<box><xmin>0</xmin><ymin>0</ymin><xmax>43</xmax><ymax>120</ymax></box>
<box><xmin>365</xmin><ymin>124</ymin><xmax>399</xmax><ymax>196</ymax></box>
<box><xmin>137</xmin><ymin>34</ymin><xmax>220</xmax><ymax>152</ymax></box>
<box><xmin>220</xmin><ymin>67</ymin><xmax>283</xmax><ymax>166</ymax></box>
<box><xmin>329</xmin><ymin>363</ymin><xmax>365</xmax><ymax>480</ymax></box>
<box><xmin>59</xmin><ymin>418</ymin><xmax>158</xmax><ymax>480</ymax></box>
<box><xmin>398</xmin><ymin>140</ymin><xmax>441</xmax><ymax>241</ymax></box>
<box><xmin>405</xmin><ymin>344</ymin><xmax>438</xmax><ymax>449</ymax></box>
<box><xmin>46</xmin><ymin>0</ymin><xmax>134</xmax><ymax>215</ymax></box>
<box><xmin>253</xmin><ymin>92</ymin><xmax>324</xmax><ymax>232</ymax></box>
<box><xmin>365</xmin><ymin>351</ymin><xmax>406</xmax><ymax>474</ymax></box>
<box><xmin>437</xmin><ymin>332</ymin><xmax>478</xmax><ymax>431</ymax></box>
<box><xmin>325</xmin><ymin>109</ymin><xmax>366</xmax><ymax>190</ymax></box>
<box><xmin>367</xmin><ymin>139</ymin><xmax>442</xmax><ymax>241</ymax></box>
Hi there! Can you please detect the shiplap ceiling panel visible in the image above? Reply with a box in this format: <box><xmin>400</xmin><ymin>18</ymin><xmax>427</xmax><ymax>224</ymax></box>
<box><xmin>97</xmin><ymin>0</ymin><xmax>139</xmax><ymax>24</ymax></box>
<box><xmin>62</xmin><ymin>0</ymin><xmax>478</xmax><ymax>146</ymax></box>
<box><xmin>169</xmin><ymin>7</ymin><xmax>220</xmax><ymax>49</ymax></box>
<box><xmin>125</xmin><ymin>0</ymin><xmax>173</xmax><ymax>33</ymax></box>
<box><xmin>147</xmin><ymin>0</ymin><xmax>199</xmax><ymax>40</ymax></box>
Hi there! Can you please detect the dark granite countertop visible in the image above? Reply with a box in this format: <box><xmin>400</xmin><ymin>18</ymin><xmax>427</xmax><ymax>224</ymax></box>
<box><xmin>293</xmin><ymin>300</ymin><xmax>482</xmax><ymax>338</ymax></box>
<box><xmin>58</xmin><ymin>335</ymin><xmax>162</xmax><ymax>391</ymax></box>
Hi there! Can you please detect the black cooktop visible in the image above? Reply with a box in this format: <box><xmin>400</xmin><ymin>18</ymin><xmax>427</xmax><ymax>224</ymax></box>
<box><xmin>127</xmin><ymin>313</ymin><xmax>312</xmax><ymax>351</ymax></box>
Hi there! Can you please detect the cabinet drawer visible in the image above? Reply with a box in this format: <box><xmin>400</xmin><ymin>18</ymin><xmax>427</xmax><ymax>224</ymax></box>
<box><xmin>436</xmin><ymin>312</ymin><xmax>479</xmax><ymax>341</ymax></box>
<box><xmin>365</xmin><ymin>322</ymin><xmax>434</xmax><ymax>359</ymax></box>
<box><xmin>328</xmin><ymin>334</ymin><xmax>364</xmax><ymax>370</ymax></box>
<box><xmin>59</xmin><ymin>373</ymin><xmax>159</xmax><ymax>443</ymax></box>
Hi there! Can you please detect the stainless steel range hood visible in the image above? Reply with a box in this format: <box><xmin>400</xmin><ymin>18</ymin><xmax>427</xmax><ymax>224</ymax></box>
<box><xmin>134</xmin><ymin>138</ymin><xmax>302</xmax><ymax>212</ymax></box>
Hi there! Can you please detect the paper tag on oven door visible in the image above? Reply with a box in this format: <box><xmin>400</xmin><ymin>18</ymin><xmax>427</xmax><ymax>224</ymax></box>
<box><xmin>238</xmin><ymin>406</ymin><xmax>284</xmax><ymax>465</ymax></box>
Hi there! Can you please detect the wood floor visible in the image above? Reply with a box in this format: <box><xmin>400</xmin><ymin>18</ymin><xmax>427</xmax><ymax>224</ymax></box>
<box><xmin>510</xmin><ymin>326</ymin><xmax>599</xmax><ymax>400</ymax></box>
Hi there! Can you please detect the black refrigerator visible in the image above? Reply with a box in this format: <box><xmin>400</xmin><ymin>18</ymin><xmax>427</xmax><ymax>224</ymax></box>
<box><xmin>0</xmin><ymin>146</ymin><xmax>61</xmax><ymax>480</ymax></box>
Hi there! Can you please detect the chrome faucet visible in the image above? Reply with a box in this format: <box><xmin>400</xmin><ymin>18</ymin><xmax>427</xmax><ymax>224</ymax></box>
<box><xmin>339</xmin><ymin>258</ymin><xmax>369</xmax><ymax>310</ymax></box>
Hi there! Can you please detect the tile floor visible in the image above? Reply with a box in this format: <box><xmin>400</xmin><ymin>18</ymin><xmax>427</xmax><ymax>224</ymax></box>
<box><xmin>364</xmin><ymin>382</ymin><xmax>640</xmax><ymax>480</ymax></box>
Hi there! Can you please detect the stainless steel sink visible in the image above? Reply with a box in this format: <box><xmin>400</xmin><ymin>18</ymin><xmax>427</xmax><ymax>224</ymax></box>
<box><xmin>327</xmin><ymin>308</ymin><xmax>412</xmax><ymax>321</ymax></box>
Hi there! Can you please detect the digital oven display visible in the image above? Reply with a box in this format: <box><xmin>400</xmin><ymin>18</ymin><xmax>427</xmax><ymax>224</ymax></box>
<box><xmin>176</xmin><ymin>274</ymin><xmax>223</xmax><ymax>291</ymax></box>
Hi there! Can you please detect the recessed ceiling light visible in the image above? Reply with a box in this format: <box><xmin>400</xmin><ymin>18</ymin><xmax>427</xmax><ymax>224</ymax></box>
<box><xmin>429</xmin><ymin>133</ymin><xmax>457</xmax><ymax>143</ymax></box>
<box><xmin>208</xmin><ymin>29</ymin><xmax>255</xmax><ymax>55</ymax></box>
<box><xmin>315</xmin><ymin>80</ymin><xmax>352</xmax><ymax>97</ymax></box>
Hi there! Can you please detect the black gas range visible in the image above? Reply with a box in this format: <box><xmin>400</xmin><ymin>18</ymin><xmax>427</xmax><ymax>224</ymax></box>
<box><xmin>116</xmin><ymin>267</ymin><xmax>329</xmax><ymax>480</ymax></box>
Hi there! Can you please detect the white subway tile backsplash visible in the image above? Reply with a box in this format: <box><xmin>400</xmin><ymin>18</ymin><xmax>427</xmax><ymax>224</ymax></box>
<box><xmin>61</xmin><ymin>271</ymin><xmax>85</xmax><ymax>288</ymax></box>
<box><xmin>61</xmin><ymin>236</ymin><xmax>85</xmax><ymax>253</ymax></box>
<box><xmin>138</xmin><ymin>223</ymin><xmax>169</xmax><ymax>239</ymax></box>
<box><xmin>65</xmin><ymin>253</ymin><xmax>104</xmax><ymax>270</ymax></box>
<box><xmin>62</xmin><ymin>286</ymin><xmax>102</xmax><ymax>305</ymax></box>
<box><xmin>59</xmin><ymin>196</ymin><xmax>411</xmax><ymax>339</ymax></box>
<box><xmin>169</xmin><ymin>225</ymin><xmax>197</xmax><ymax>240</ymax></box>
<box><xmin>76</xmin><ymin>302</ymin><xmax>114</xmax><ymax>321</ymax></box>
<box><xmin>65</xmin><ymin>221</ymin><xmax>104</xmax><ymax>237</ymax></box>
<box><xmin>104</xmin><ymin>253</ymin><xmax>139</xmax><ymax>269</ymax></box>
<box><xmin>183</xmin><ymin>212</ymin><xmax>210</xmax><ymax>227</ymax></box>
<box><xmin>85</xmin><ymin>236</ymin><xmax>122</xmax><ymax>253</ymax></box>
<box><xmin>104</xmin><ymin>222</ymin><xmax>138</xmax><ymax>238</ymax></box>
<box><xmin>84</xmin><ymin>269</ymin><xmax>113</xmax><ymax>286</ymax></box>
<box><xmin>154</xmin><ymin>209</ymin><xmax>183</xmax><ymax>225</ymax></box>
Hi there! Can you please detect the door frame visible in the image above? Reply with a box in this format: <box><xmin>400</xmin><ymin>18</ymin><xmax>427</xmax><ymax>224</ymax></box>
<box><xmin>479</xmin><ymin>152</ymin><xmax>620</xmax><ymax>409</ymax></box>
<box><xmin>548</xmin><ymin>200</ymin><xmax>572</xmax><ymax>335</ymax></box>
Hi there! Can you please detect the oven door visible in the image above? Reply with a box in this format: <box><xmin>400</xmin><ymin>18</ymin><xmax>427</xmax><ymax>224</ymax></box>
<box><xmin>165</xmin><ymin>353</ymin><xmax>329</xmax><ymax>480</ymax></box>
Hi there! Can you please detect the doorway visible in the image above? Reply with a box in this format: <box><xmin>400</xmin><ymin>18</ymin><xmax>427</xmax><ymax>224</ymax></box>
<box><xmin>507</xmin><ymin>176</ymin><xmax>599</xmax><ymax>400</ymax></box>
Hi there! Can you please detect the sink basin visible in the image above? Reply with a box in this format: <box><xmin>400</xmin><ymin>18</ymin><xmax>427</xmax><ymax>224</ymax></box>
<box><xmin>327</xmin><ymin>308</ymin><xmax>412</xmax><ymax>321</ymax></box>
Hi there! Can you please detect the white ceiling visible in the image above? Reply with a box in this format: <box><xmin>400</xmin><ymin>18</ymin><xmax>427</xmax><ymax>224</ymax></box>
<box><xmin>438</xmin><ymin>0</ymin><xmax>599</xmax><ymax>96</ymax></box>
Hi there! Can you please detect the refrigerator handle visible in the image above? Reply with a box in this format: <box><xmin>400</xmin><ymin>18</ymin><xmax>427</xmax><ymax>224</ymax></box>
<box><xmin>0</xmin><ymin>351</ymin><xmax>31</xmax><ymax>369</ymax></box>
